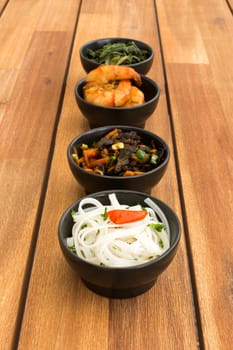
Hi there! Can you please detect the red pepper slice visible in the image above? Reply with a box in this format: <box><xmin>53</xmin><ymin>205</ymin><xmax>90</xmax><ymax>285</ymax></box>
<box><xmin>107</xmin><ymin>209</ymin><xmax>147</xmax><ymax>224</ymax></box>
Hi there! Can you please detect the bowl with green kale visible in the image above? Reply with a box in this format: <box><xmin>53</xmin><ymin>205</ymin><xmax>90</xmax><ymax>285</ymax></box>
<box><xmin>80</xmin><ymin>37</ymin><xmax>154</xmax><ymax>74</ymax></box>
<box><xmin>67</xmin><ymin>126</ymin><xmax>170</xmax><ymax>194</ymax></box>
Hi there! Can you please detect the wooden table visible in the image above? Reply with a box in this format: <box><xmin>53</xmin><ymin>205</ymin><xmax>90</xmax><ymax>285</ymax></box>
<box><xmin>1</xmin><ymin>1</ymin><xmax>232</xmax><ymax>349</ymax></box>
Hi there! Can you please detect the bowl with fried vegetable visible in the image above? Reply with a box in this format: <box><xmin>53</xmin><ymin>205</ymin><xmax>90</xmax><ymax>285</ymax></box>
<box><xmin>58</xmin><ymin>190</ymin><xmax>181</xmax><ymax>298</ymax></box>
<box><xmin>80</xmin><ymin>37</ymin><xmax>154</xmax><ymax>74</ymax></box>
<box><xmin>75</xmin><ymin>65</ymin><xmax>160</xmax><ymax>129</ymax></box>
<box><xmin>67</xmin><ymin>126</ymin><xmax>170</xmax><ymax>194</ymax></box>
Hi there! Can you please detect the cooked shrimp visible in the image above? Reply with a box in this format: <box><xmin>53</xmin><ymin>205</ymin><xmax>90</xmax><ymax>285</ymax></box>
<box><xmin>83</xmin><ymin>82</ymin><xmax>115</xmax><ymax>107</ymax></box>
<box><xmin>84</xmin><ymin>79</ymin><xmax>133</xmax><ymax>107</ymax></box>
<box><xmin>123</xmin><ymin>86</ymin><xmax>145</xmax><ymax>107</ymax></box>
<box><xmin>83</xmin><ymin>65</ymin><xmax>144</xmax><ymax>107</ymax></box>
<box><xmin>86</xmin><ymin>64</ymin><xmax>142</xmax><ymax>86</ymax></box>
<box><xmin>114</xmin><ymin>80</ymin><xmax>132</xmax><ymax>106</ymax></box>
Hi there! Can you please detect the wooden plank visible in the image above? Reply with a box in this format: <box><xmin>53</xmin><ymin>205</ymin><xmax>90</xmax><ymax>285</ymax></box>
<box><xmin>0</xmin><ymin>0</ymin><xmax>8</xmax><ymax>14</ymax></box>
<box><xmin>0</xmin><ymin>0</ymin><xmax>43</xmax><ymax>69</ymax></box>
<box><xmin>0</xmin><ymin>0</ymin><xmax>81</xmax><ymax>348</ymax></box>
<box><xmin>156</xmin><ymin>0</ymin><xmax>233</xmax><ymax>349</ymax></box>
<box><xmin>226</xmin><ymin>0</ymin><xmax>233</xmax><ymax>11</ymax></box>
<box><xmin>18</xmin><ymin>0</ymin><xmax>198</xmax><ymax>349</ymax></box>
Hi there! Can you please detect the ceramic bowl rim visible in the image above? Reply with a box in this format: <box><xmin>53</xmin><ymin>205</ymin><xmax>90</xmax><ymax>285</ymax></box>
<box><xmin>58</xmin><ymin>189</ymin><xmax>181</xmax><ymax>271</ymax></box>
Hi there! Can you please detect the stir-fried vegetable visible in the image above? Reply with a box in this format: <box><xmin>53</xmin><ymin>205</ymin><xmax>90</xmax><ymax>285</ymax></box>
<box><xmin>86</xmin><ymin>41</ymin><xmax>149</xmax><ymax>65</ymax></box>
<box><xmin>72</xmin><ymin>128</ymin><xmax>165</xmax><ymax>176</ymax></box>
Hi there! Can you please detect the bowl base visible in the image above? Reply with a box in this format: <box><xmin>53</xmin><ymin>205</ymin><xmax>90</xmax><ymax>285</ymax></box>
<box><xmin>88</xmin><ymin>122</ymin><xmax>146</xmax><ymax>129</ymax></box>
<box><xmin>82</xmin><ymin>279</ymin><xmax>156</xmax><ymax>298</ymax></box>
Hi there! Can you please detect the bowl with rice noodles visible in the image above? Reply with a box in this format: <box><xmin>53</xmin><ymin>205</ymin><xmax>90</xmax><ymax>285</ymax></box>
<box><xmin>58</xmin><ymin>190</ymin><xmax>181</xmax><ymax>298</ymax></box>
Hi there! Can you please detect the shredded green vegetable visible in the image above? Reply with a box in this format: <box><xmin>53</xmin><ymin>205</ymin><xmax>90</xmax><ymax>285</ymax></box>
<box><xmin>148</xmin><ymin>223</ymin><xmax>164</xmax><ymax>232</ymax></box>
<box><xmin>86</xmin><ymin>41</ymin><xmax>149</xmax><ymax>65</ymax></box>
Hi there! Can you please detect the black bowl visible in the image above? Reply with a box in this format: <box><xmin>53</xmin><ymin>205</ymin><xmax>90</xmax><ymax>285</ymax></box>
<box><xmin>58</xmin><ymin>190</ymin><xmax>181</xmax><ymax>298</ymax></box>
<box><xmin>67</xmin><ymin>126</ymin><xmax>170</xmax><ymax>194</ymax></box>
<box><xmin>80</xmin><ymin>37</ymin><xmax>154</xmax><ymax>74</ymax></box>
<box><xmin>75</xmin><ymin>75</ymin><xmax>160</xmax><ymax>129</ymax></box>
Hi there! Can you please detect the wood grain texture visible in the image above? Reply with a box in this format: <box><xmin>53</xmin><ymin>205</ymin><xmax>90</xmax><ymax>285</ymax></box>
<box><xmin>0</xmin><ymin>0</ymin><xmax>8</xmax><ymax>14</ymax></box>
<box><xmin>157</xmin><ymin>0</ymin><xmax>233</xmax><ymax>349</ymax></box>
<box><xmin>226</xmin><ymin>0</ymin><xmax>233</xmax><ymax>11</ymax></box>
<box><xmin>17</xmin><ymin>0</ymin><xmax>198</xmax><ymax>349</ymax></box>
<box><xmin>0</xmin><ymin>0</ymin><xmax>81</xmax><ymax>348</ymax></box>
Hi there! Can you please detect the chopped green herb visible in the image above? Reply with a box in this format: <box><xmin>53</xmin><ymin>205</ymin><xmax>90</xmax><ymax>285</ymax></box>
<box><xmin>148</xmin><ymin>223</ymin><xmax>164</xmax><ymax>232</ymax></box>
<box><xmin>150</xmin><ymin>153</ymin><xmax>159</xmax><ymax>165</ymax></box>
<box><xmin>69</xmin><ymin>245</ymin><xmax>77</xmax><ymax>254</ymax></box>
<box><xmin>71</xmin><ymin>210</ymin><xmax>76</xmax><ymax>220</ymax></box>
<box><xmin>136</xmin><ymin>149</ymin><xmax>146</xmax><ymax>160</ymax></box>
<box><xmin>101</xmin><ymin>207</ymin><xmax>108</xmax><ymax>220</ymax></box>
<box><xmin>81</xmin><ymin>224</ymin><xmax>87</xmax><ymax>229</ymax></box>
<box><xmin>159</xmin><ymin>239</ymin><xmax>164</xmax><ymax>248</ymax></box>
<box><xmin>80</xmin><ymin>250</ymin><xmax>86</xmax><ymax>258</ymax></box>
<box><xmin>107</xmin><ymin>155</ymin><xmax>117</xmax><ymax>167</ymax></box>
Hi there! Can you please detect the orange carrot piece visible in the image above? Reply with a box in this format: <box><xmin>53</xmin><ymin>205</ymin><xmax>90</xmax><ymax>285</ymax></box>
<box><xmin>123</xmin><ymin>170</ymin><xmax>144</xmax><ymax>176</ymax></box>
<box><xmin>83</xmin><ymin>167</ymin><xmax>93</xmax><ymax>172</ymax></box>
<box><xmin>88</xmin><ymin>157</ymin><xmax>109</xmax><ymax>168</ymax></box>
<box><xmin>83</xmin><ymin>148</ymin><xmax>99</xmax><ymax>158</ymax></box>
<box><xmin>83</xmin><ymin>148</ymin><xmax>99</xmax><ymax>165</ymax></box>
<box><xmin>77</xmin><ymin>156</ymin><xmax>84</xmax><ymax>165</ymax></box>
<box><xmin>102</xmin><ymin>148</ymin><xmax>109</xmax><ymax>155</ymax></box>
<box><xmin>105</xmin><ymin>128</ymin><xmax>119</xmax><ymax>138</ymax></box>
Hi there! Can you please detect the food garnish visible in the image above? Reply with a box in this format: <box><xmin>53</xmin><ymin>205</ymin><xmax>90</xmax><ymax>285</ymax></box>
<box><xmin>107</xmin><ymin>209</ymin><xmax>147</xmax><ymax>224</ymax></box>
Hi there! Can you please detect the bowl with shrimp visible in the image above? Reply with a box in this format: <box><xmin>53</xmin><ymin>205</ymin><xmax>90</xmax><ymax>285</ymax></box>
<box><xmin>67</xmin><ymin>125</ymin><xmax>170</xmax><ymax>194</ymax></box>
<box><xmin>74</xmin><ymin>65</ymin><xmax>160</xmax><ymax>129</ymax></box>
<box><xmin>58</xmin><ymin>190</ymin><xmax>181</xmax><ymax>298</ymax></box>
<box><xmin>79</xmin><ymin>37</ymin><xmax>154</xmax><ymax>74</ymax></box>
